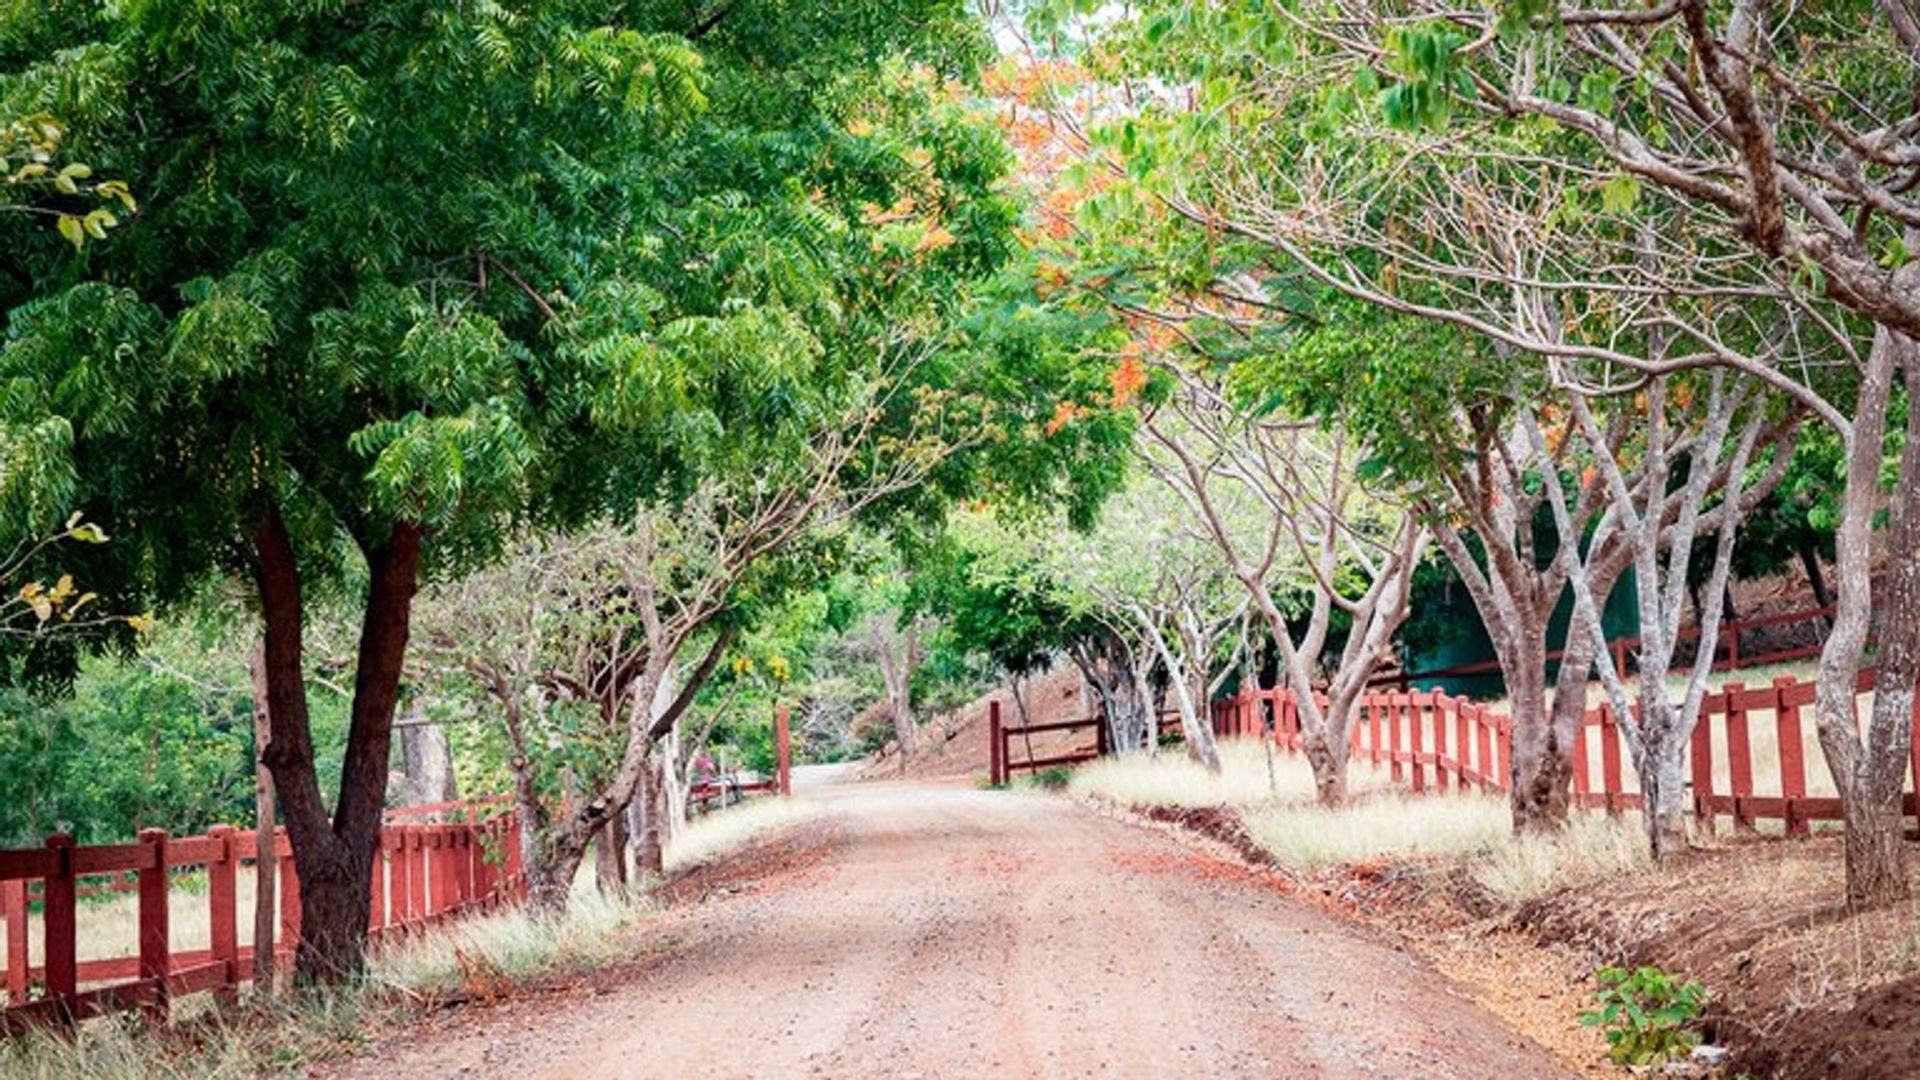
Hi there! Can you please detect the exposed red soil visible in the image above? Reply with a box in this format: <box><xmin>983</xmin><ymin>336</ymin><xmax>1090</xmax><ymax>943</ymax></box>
<box><xmin>332</xmin><ymin>781</ymin><xmax>1568</xmax><ymax>1079</ymax></box>
<box><xmin>1514</xmin><ymin>835</ymin><xmax>1920</xmax><ymax>1079</ymax></box>
<box><xmin>859</xmin><ymin>666</ymin><xmax>1091</xmax><ymax>781</ymax></box>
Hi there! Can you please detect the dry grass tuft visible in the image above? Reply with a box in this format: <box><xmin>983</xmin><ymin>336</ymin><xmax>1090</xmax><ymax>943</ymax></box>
<box><xmin>1068</xmin><ymin>738</ymin><xmax>1392</xmax><ymax>808</ymax></box>
<box><xmin>664</xmin><ymin>795</ymin><xmax>823</xmax><ymax>874</ymax></box>
<box><xmin>1241</xmin><ymin>792</ymin><xmax>1512</xmax><ymax>869</ymax></box>
<box><xmin>1071</xmin><ymin>737</ymin><xmax>1650</xmax><ymax>901</ymax></box>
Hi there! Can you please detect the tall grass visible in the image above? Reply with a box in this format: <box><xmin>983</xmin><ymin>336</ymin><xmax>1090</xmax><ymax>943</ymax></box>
<box><xmin>1074</xmin><ymin>737</ymin><xmax>1651</xmax><ymax>903</ymax></box>
<box><xmin>1240</xmin><ymin>793</ymin><xmax>1512</xmax><ymax>869</ymax></box>
<box><xmin>1068</xmin><ymin>739</ymin><xmax>1390</xmax><ymax>808</ymax></box>
<box><xmin>664</xmin><ymin>796</ymin><xmax>822</xmax><ymax>874</ymax></box>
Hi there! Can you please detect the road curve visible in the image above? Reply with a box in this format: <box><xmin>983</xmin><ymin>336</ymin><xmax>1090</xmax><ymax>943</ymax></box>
<box><xmin>339</xmin><ymin>782</ymin><xmax>1566</xmax><ymax>1079</ymax></box>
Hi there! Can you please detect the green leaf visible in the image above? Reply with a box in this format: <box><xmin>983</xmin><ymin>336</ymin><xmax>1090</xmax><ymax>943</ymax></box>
<box><xmin>55</xmin><ymin>214</ymin><xmax>85</xmax><ymax>249</ymax></box>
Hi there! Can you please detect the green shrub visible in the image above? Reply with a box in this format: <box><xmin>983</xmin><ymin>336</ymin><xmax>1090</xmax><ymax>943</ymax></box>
<box><xmin>1578</xmin><ymin>964</ymin><xmax>1707</xmax><ymax>1067</ymax></box>
<box><xmin>1030</xmin><ymin>766</ymin><xmax>1072</xmax><ymax>789</ymax></box>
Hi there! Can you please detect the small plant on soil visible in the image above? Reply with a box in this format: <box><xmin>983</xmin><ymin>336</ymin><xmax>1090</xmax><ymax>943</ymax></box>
<box><xmin>1578</xmin><ymin>965</ymin><xmax>1708</xmax><ymax>1068</ymax></box>
<box><xmin>1030</xmin><ymin>767</ymin><xmax>1072</xmax><ymax>789</ymax></box>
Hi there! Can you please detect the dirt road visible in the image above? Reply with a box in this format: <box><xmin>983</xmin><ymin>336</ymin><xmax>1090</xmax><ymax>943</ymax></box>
<box><xmin>343</xmin><ymin>783</ymin><xmax>1565</xmax><ymax>1079</ymax></box>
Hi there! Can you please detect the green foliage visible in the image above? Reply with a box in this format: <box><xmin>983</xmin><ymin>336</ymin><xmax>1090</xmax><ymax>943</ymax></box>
<box><xmin>0</xmin><ymin>599</ymin><xmax>353</xmax><ymax>846</ymax></box>
<box><xmin>1578</xmin><ymin>965</ymin><xmax>1708</xmax><ymax>1068</ymax></box>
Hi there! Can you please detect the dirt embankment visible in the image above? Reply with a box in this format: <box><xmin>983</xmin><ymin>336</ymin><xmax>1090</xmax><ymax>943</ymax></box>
<box><xmin>860</xmin><ymin>666</ymin><xmax>1091</xmax><ymax>782</ymax></box>
<box><xmin>1514</xmin><ymin>836</ymin><xmax>1920</xmax><ymax>1080</ymax></box>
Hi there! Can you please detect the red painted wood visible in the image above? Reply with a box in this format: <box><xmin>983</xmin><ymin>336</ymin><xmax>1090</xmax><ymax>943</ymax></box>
<box><xmin>1601</xmin><ymin>706</ymin><xmax>1625</xmax><ymax>817</ymax></box>
<box><xmin>1431</xmin><ymin>696</ymin><xmax>1450</xmax><ymax>793</ymax></box>
<box><xmin>1572</xmin><ymin>710</ymin><xmax>1591</xmax><ymax>800</ymax></box>
<box><xmin>1407</xmin><ymin>696</ymin><xmax>1426</xmax><ymax>793</ymax></box>
<box><xmin>137</xmin><ymin>829</ymin><xmax>171</xmax><ymax>1023</ymax></box>
<box><xmin>2</xmin><ymin>880</ymin><xmax>24</xmax><ymax>1003</ymax></box>
<box><xmin>1911</xmin><ymin>693</ymin><xmax>1920</xmax><ymax>834</ymax></box>
<box><xmin>407</xmin><ymin>828</ymin><xmax>428</xmax><ymax>925</ymax></box>
<box><xmin>1453</xmin><ymin>700</ymin><xmax>1471</xmax><ymax>790</ymax></box>
<box><xmin>1773</xmin><ymin>676</ymin><xmax>1811</xmax><ymax>838</ymax></box>
<box><xmin>1495</xmin><ymin>718</ymin><xmax>1511</xmax><ymax>792</ymax></box>
<box><xmin>1690</xmin><ymin>706</ymin><xmax>1716</xmax><ymax>837</ymax></box>
<box><xmin>1387</xmin><ymin>697</ymin><xmax>1404</xmax><ymax>783</ymax></box>
<box><xmin>369</xmin><ymin>842</ymin><xmax>387</xmax><ymax>931</ymax></box>
<box><xmin>278</xmin><ymin>842</ymin><xmax>300</xmax><ymax>957</ymax></box>
<box><xmin>776</xmin><ymin>704</ymin><xmax>793</xmax><ymax>797</ymax></box>
<box><xmin>1474</xmin><ymin>703</ymin><xmax>1489</xmax><ymax>787</ymax></box>
<box><xmin>1724</xmin><ymin>682</ymin><xmax>1756</xmax><ymax>833</ymax></box>
<box><xmin>207</xmin><ymin>826</ymin><xmax>238</xmax><ymax>1005</ymax></box>
<box><xmin>988</xmin><ymin>700</ymin><xmax>1004</xmax><ymax>786</ymax></box>
<box><xmin>42</xmin><ymin>834</ymin><xmax>76</xmax><ymax>1028</ymax></box>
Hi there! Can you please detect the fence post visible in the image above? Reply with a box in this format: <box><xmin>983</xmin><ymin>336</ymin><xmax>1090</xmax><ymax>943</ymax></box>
<box><xmin>1387</xmin><ymin>695</ymin><xmax>1405</xmax><ymax>784</ymax></box>
<box><xmin>1431</xmin><ymin>695</ymin><xmax>1451</xmax><ymax>793</ymax></box>
<box><xmin>1407</xmin><ymin>695</ymin><xmax>1426</xmax><ymax>793</ymax></box>
<box><xmin>989</xmin><ymin>700</ymin><xmax>1004</xmax><ymax>786</ymax></box>
<box><xmin>1495</xmin><ymin>715</ymin><xmax>1512</xmax><ymax>792</ymax></box>
<box><xmin>1691</xmin><ymin>703</ymin><xmax>1717</xmax><ymax>838</ymax></box>
<box><xmin>408</xmin><ymin>827</ymin><xmax>428</xmax><ymax>925</ymax></box>
<box><xmin>1911</xmin><ymin>691</ymin><xmax>1920</xmax><ymax>833</ymax></box>
<box><xmin>776</xmin><ymin>705</ymin><xmax>793</xmax><ymax>797</ymax></box>
<box><xmin>208</xmin><ymin>825</ymin><xmax>238</xmax><ymax>1005</ymax></box>
<box><xmin>136</xmin><ymin>828</ymin><xmax>172</xmax><ymax>1024</ymax></box>
<box><xmin>1725</xmin><ymin>682</ymin><xmax>1756</xmax><ymax>833</ymax></box>
<box><xmin>1774</xmin><ymin>676</ymin><xmax>1810</xmax><ymax>839</ymax></box>
<box><xmin>1602</xmin><ymin>706</ymin><xmax>1625</xmax><ymax>817</ymax></box>
<box><xmin>277</xmin><ymin>831</ymin><xmax>300</xmax><ymax>968</ymax></box>
<box><xmin>369</xmin><ymin>833</ymin><xmax>387</xmax><ymax>934</ymax></box>
<box><xmin>1572</xmin><ymin>708</ymin><xmax>1592</xmax><ymax>806</ymax></box>
<box><xmin>43</xmin><ymin>833</ymin><xmax>77</xmax><ymax>1029</ymax></box>
<box><xmin>433</xmin><ymin>831</ymin><xmax>451</xmax><ymax>917</ymax></box>
<box><xmin>1453</xmin><ymin>698</ymin><xmax>1471</xmax><ymax>791</ymax></box>
<box><xmin>2</xmin><ymin>878</ymin><xmax>25</xmax><ymax>1004</ymax></box>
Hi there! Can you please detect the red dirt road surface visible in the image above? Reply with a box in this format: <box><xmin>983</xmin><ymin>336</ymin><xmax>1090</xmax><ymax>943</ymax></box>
<box><xmin>340</xmin><ymin>782</ymin><xmax>1566</xmax><ymax>1079</ymax></box>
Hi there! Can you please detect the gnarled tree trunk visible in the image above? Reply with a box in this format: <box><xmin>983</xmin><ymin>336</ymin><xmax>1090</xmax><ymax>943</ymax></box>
<box><xmin>254</xmin><ymin>510</ymin><xmax>423</xmax><ymax>982</ymax></box>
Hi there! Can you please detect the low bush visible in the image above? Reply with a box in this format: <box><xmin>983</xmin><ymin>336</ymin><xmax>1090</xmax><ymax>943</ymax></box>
<box><xmin>1578</xmin><ymin>964</ymin><xmax>1707</xmax><ymax>1067</ymax></box>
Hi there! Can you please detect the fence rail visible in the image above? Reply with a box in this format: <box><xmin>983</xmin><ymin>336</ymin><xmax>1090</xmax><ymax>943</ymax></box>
<box><xmin>0</xmin><ymin>811</ymin><xmax>524</xmax><ymax>1036</ymax></box>
<box><xmin>1210</xmin><ymin>668</ymin><xmax>1920</xmax><ymax>834</ymax></box>
<box><xmin>992</xmin><ymin>656</ymin><xmax>1920</xmax><ymax>835</ymax></box>
<box><xmin>988</xmin><ymin>701</ymin><xmax>1106</xmax><ymax>784</ymax></box>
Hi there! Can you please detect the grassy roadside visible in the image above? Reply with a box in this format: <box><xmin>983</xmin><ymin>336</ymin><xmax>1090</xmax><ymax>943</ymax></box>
<box><xmin>0</xmin><ymin>797</ymin><xmax>822</xmax><ymax>1080</ymax></box>
<box><xmin>1069</xmin><ymin>740</ymin><xmax>1649</xmax><ymax>903</ymax></box>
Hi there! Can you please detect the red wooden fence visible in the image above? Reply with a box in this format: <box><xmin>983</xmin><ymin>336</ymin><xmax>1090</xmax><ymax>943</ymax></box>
<box><xmin>989</xmin><ymin>700</ymin><xmax>1110</xmax><ymax>785</ymax></box>
<box><xmin>1208</xmin><ymin>670</ymin><xmax>1920</xmax><ymax>834</ymax></box>
<box><xmin>0</xmin><ymin>810</ymin><xmax>523</xmax><ymax>1035</ymax></box>
<box><xmin>992</xmin><ymin>658</ymin><xmax>1920</xmax><ymax>836</ymax></box>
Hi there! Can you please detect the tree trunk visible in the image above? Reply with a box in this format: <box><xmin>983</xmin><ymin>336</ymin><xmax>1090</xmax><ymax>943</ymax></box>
<box><xmin>634</xmin><ymin>751</ymin><xmax>668</xmax><ymax>879</ymax></box>
<box><xmin>1301</xmin><ymin>727</ymin><xmax>1348</xmax><ymax>804</ymax></box>
<box><xmin>249</xmin><ymin>640</ymin><xmax>278</xmax><ymax>995</ymax></box>
<box><xmin>1841</xmin><ymin>749</ymin><xmax>1910</xmax><ymax>909</ymax></box>
<box><xmin>524</xmin><ymin>825</ymin><xmax>587</xmax><ymax>916</ymax></box>
<box><xmin>254</xmin><ymin>511</ymin><xmax>423</xmax><ymax>982</ymax></box>
<box><xmin>1816</xmin><ymin>325</ymin><xmax>1919</xmax><ymax>910</ymax></box>
<box><xmin>1637</xmin><ymin>711</ymin><xmax>1691</xmax><ymax>860</ymax></box>
<box><xmin>1798</xmin><ymin>541</ymin><xmax>1833</xmax><ymax>612</ymax></box>
<box><xmin>593</xmin><ymin>807</ymin><xmax>629</xmax><ymax>899</ymax></box>
<box><xmin>399</xmin><ymin>709</ymin><xmax>458</xmax><ymax>815</ymax></box>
